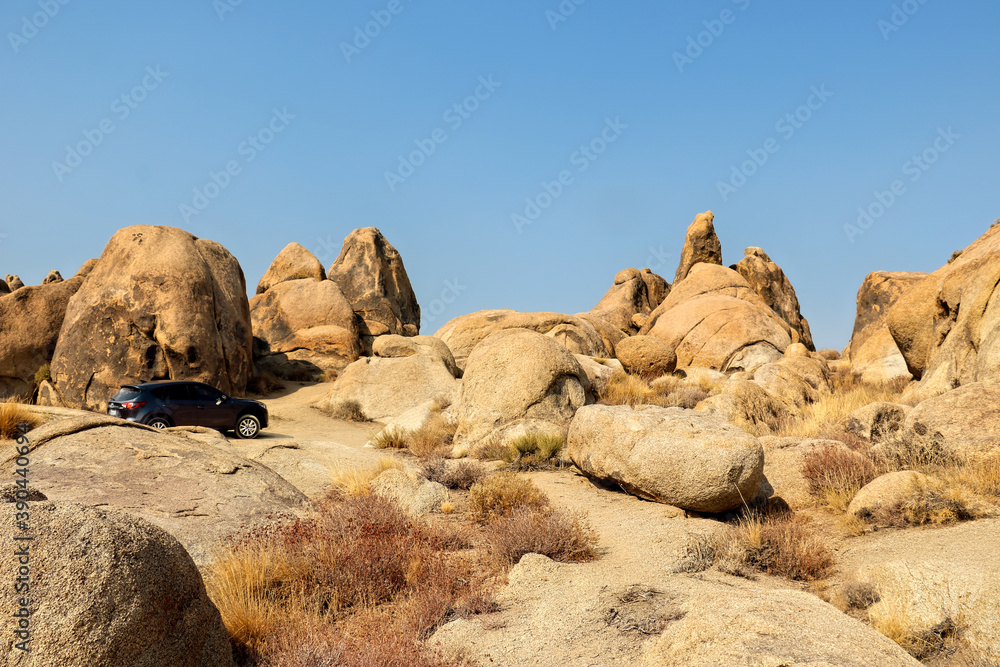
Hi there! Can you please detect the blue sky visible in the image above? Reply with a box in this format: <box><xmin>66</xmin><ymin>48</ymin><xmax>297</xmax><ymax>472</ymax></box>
<box><xmin>2</xmin><ymin>1</ymin><xmax>997</xmax><ymax>350</ymax></box>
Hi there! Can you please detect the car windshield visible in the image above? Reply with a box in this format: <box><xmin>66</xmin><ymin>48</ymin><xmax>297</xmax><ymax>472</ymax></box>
<box><xmin>112</xmin><ymin>387</ymin><xmax>142</xmax><ymax>401</ymax></box>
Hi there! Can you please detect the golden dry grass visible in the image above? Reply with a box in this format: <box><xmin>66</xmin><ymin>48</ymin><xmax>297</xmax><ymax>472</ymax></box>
<box><xmin>597</xmin><ymin>370</ymin><xmax>720</xmax><ymax>410</ymax></box>
<box><xmin>407</xmin><ymin>413</ymin><xmax>456</xmax><ymax>458</ymax></box>
<box><xmin>329</xmin><ymin>457</ymin><xmax>404</xmax><ymax>497</ymax></box>
<box><xmin>776</xmin><ymin>372</ymin><xmax>910</xmax><ymax>438</ymax></box>
<box><xmin>0</xmin><ymin>397</ymin><xmax>39</xmax><ymax>439</ymax></box>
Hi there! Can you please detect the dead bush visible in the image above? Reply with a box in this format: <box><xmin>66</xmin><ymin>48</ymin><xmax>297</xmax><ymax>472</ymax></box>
<box><xmin>324</xmin><ymin>399</ymin><xmax>370</xmax><ymax>423</ymax></box>
<box><xmin>482</xmin><ymin>507</ymin><xmax>598</xmax><ymax>568</ymax></box>
<box><xmin>716</xmin><ymin>513</ymin><xmax>833</xmax><ymax>582</ymax></box>
<box><xmin>863</xmin><ymin>476</ymin><xmax>976</xmax><ymax>528</ymax></box>
<box><xmin>801</xmin><ymin>444</ymin><xmax>879</xmax><ymax>511</ymax></box>
<box><xmin>422</xmin><ymin>457</ymin><xmax>488</xmax><ymax>490</ymax></box>
<box><xmin>468</xmin><ymin>472</ymin><xmax>549</xmax><ymax>523</ymax></box>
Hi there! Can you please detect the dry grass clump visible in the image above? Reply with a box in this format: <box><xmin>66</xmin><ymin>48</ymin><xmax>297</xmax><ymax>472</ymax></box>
<box><xmin>778</xmin><ymin>372</ymin><xmax>910</xmax><ymax>438</ymax></box>
<box><xmin>598</xmin><ymin>370</ymin><xmax>718</xmax><ymax>410</ymax></box>
<box><xmin>863</xmin><ymin>476</ymin><xmax>976</xmax><ymax>528</ymax></box>
<box><xmin>330</xmin><ymin>457</ymin><xmax>404</xmax><ymax>497</ymax></box>
<box><xmin>207</xmin><ymin>493</ymin><xmax>491</xmax><ymax>666</ymax></box>
<box><xmin>421</xmin><ymin>457</ymin><xmax>488</xmax><ymax>490</ymax></box>
<box><xmin>33</xmin><ymin>363</ymin><xmax>51</xmax><ymax>386</ymax></box>
<box><xmin>369</xmin><ymin>425</ymin><xmax>409</xmax><ymax>450</ymax></box>
<box><xmin>802</xmin><ymin>444</ymin><xmax>880</xmax><ymax>512</ymax></box>
<box><xmin>408</xmin><ymin>413</ymin><xmax>457</xmax><ymax>458</ymax></box>
<box><xmin>476</xmin><ymin>433</ymin><xmax>566</xmax><ymax>471</ymax></box>
<box><xmin>482</xmin><ymin>507</ymin><xmax>598</xmax><ymax>568</ymax></box>
<box><xmin>716</xmin><ymin>512</ymin><xmax>833</xmax><ymax>582</ymax></box>
<box><xmin>468</xmin><ymin>472</ymin><xmax>549</xmax><ymax>523</ymax></box>
<box><xmin>324</xmin><ymin>399</ymin><xmax>370</xmax><ymax>422</ymax></box>
<box><xmin>0</xmin><ymin>397</ymin><xmax>39</xmax><ymax>439</ymax></box>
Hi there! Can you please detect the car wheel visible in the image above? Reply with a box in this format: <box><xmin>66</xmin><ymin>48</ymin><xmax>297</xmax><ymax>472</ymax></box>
<box><xmin>236</xmin><ymin>414</ymin><xmax>261</xmax><ymax>439</ymax></box>
<box><xmin>147</xmin><ymin>417</ymin><xmax>170</xmax><ymax>430</ymax></box>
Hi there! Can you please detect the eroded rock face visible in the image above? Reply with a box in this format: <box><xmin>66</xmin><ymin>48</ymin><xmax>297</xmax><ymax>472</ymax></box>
<box><xmin>251</xmin><ymin>278</ymin><xmax>362</xmax><ymax>379</ymax></box>
<box><xmin>327</xmin><ymin>227</ymin><xmax>420</xmax><ymax>338</ymax></box>
<box><xmin>0</xmin><ymin>502</ymin><xmax>234</xmax><ymax>667</ymax></box>
<box><xmin>886</xmin><ymin>224</ymin><xmax>1000</xmax><ymax>400</ymax></box>
<box><xmin>568</xmin><ymin>404</ymin><xmax>764</xmax><ymax>513</ymax></box>
<box><xmin>4</xmin><ymin>274</ymin><xmax>24</xmax><ymax>291</ymax></box>
<box><xmin>454</xmin><ymin>329</ymin><xmax>587</xmax><ymax>448</ymax></box>
<box><xmin>0</xmin><ymin>276</ymin><xmax>84</xmax><ymax>397</ymax></box>
<box><xmin>900</xmin><ymin>383</ymin><xmax>1000</xmax><ymax>457</ymax></box>
<box><xmin>435</xmin><ymin>310</ymin><xmax>612</xmax><ymax>371</ymax></box>
<box><xmin>733</xmin><ymin>246</ymin><xmax>814</xmax><ymax>349</ymax></box>
<box><xmin>42</xmin><ymin>269</ymin><xmax>63</xmax><ymax>284</ymax></box>
<box><xmin>848</xmin><ymin>271</ymin><xmax>926</xmax><ymax>383</ymax></box>
<box><xmin>674</xmin><ymin>210</ymin><xmax>722</xmax><ymax>283</ymax></box>
<box><xmin>255</xmin><ymin>242</ymin><xmax>326</xmax><ymax>294</ymax></box>
<box><xmin>44</xmin><ymin>225</ymin><xmax>253</xmax><ymax>411</ymax></box>
<box><xmin>588</xmin><ymin>268</ymin><xmax>670</xmax><ymax>332</ymax></box>
<box><xmin>647</xmin><ymin>295</ymin><xmax>791</xmax><ymax>372</ymax></box>
<box><xmin>5</xmin><ymin>413</ymin><xmax>311</xmax><ymax>564</ymax></box>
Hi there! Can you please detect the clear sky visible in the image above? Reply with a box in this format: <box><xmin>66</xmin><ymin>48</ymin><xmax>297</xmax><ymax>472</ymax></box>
<box><xmin>2</xmin><ymin>1</ymin><xmax>997</xmax><ymax>350</ymax></box>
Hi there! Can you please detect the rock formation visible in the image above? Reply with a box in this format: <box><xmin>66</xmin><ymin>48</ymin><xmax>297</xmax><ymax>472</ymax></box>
<box><xmin>328</xmin><ymin>227</ymin><xmax>420</xmax><ymax>338</ymax></box>
<box><xmin>674</xmin><ymin>210</ymin><xmax>722</xmax><ymax>283</ymax></box>
<box><xmin>255</xmin><ymin>241</ymin><xmax>326</xmax><ymax>294</ymax></box>
<box><xmin>733</xmin><ymin>246</ymin><xmax>814</xmax><ymax>349</ymax></box>
<box><xmin>847</xmin><ymin>271</ymin><xmax>927</xmax><ymax>383</ymax></box>
<box><xmin>43</xmin><ymin>225</ymin><xmax>253</xmax><ymax>410</ymax></box>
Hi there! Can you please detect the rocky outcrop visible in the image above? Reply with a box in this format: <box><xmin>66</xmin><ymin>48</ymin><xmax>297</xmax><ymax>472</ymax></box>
<box><xmin>327</xmin><ymin>227</ymin><xmax>420</xmax><ymax>338</ymax></box>
<box><xmin>847</xmin><ymin>271</ymin><xmax>927</xmax><ymax>383</ymax></box>
<box><xmin>435</xmin><ymin>310</ymin><xmax>612</xmax><ymax>371</ymax></box>
<box><xmin>899</xmin><ymin>383</ymin><xmax>1000</xmax><ymax>457</ymax></box>
<box><xmin>674</xmin><ymin>210</ymin><xmax>722</xmax><ymax>283</ymax></box>
<box><xmin>843</xmin><ymin>401</ymin><xmax>911</xmax><ymax>443</ymax></box>
<box><xmin>646</xmin><ymin>294</ymin><xmax>791</xmax><ymax>372</ymax></box>
<box><xmin>5</xmin><ymin>414</ymin><xmax>311</xmax><ymax>564</ymax></box>
<box><xmin>588</xmin><ymin>268</ymin><xmax>669</xmax><ymax>332</ymax></box>
<box><xmin>848</xmin><ymin>470</ymin><xmax>933</xmax><ymax>520</ymax></box>
<box><xmin>4</xmin><ymin>274</ymin><xmax>24</xmax><ymax>291</ymax></box>
<box><xmin>567</xmin><ymin>404</ymin><xmax>764</xmax><ymax>513</ymax></box>
<box><xmin>614</xmin><ymin>335</ymin><xmax>676</xmax><ymax>377</ymax></box>
<box><xmin>0</xmin><ymin>502</ymin><xmax>234</xmax><ymax>666</ymax></box>
<box><xmin>886</xmin><ymin>224</ymin><xmax>1000</xmax><ymax>400</ymax></box>
<box><xmin>0</xmin><ymin>276</ymin><xmax>85</xmax><ymax>397</ymax></box>
<box><xmin>250</xmin><ymin>277</ymin><xmax>362</xmax><ymax>379</ymax></box>
<box><xmin>373</xmin><ymin>334</ymin><xmax>460</xmax><ymax>377</ymax></box>
<box><xmin>43</xmin><ymin>225</ymin><xmax>253</xmax><ymax>410</ymax></box>
<box><xmin>255</xmin><ymin>241</ymin><xmax>326</xmax><ymax>294</ymax></box>
<box><xmin>454</xmin><ymin>329</ymin><xmax>587</xmax><ymax>448</ymax></box>
<box><xmin>733</xmin><ymin>246</ymin><xmax>814</xmax><ymax>349</ymax></box>
<box><xmin>42</xmin><ymin>269</ymin><xmax>63</xmax><ymax>284</ymax></box>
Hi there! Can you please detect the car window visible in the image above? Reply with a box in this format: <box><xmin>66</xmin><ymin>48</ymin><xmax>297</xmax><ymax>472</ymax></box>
<box><xmin>112</xmin><ymin>387</ymin><xmax>141</xmax><ymax>401</ymax></box>
<box><xmin>152</xmin><ymin>385</ymin><xmax>192</xmax><ymax>401</ymax></box>
<box><xmin>190</xmin><ymin>385</ymin><xmax>223</xmax><ymax>402</ymax></box>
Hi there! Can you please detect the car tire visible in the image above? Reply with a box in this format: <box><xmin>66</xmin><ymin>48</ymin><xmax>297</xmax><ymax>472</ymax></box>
<box><xmin>236</xmin><ymin>414</ymin><xmax>261</xmax><ymax>439</ymax></box>
<box><xmin>147</xmin><ymin>417</ymin><xmax>170</xmax><ymax>430</ymax></box>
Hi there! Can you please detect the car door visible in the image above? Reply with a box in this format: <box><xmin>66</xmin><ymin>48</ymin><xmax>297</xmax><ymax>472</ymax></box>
<box><xmin>189</xmin><ymin>384</ymin><xmax>230</xmax><ymax>428</ymax></box>
<box><xmin>153</xmin><ymin>384</ymin><xmax>197</xmax><ymax>425</ymax></box>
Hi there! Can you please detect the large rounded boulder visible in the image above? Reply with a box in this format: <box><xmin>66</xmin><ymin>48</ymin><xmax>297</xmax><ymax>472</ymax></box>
<box><xmin>44</xmin><ymin>226</ymin><xmax>253</xmax><ymax>410</ymax></box>
<box><xmin>567</xmin><ymin>404</ymin><xmax>764</xmax><ymax>513</ymax></box>
<box><xmin>0</xmin><ymin>502</ymin><xmax>234</xmax><ymax>666</ymax></box>
<box><xmin>255</xmin><ymin>241</ymin><xmax>326</xmax><ymax>294</ymax></box>
<box><xmin>454</xmin><ymin>329</ymin><xmax>588</xmax><ymax>447</ymax></box>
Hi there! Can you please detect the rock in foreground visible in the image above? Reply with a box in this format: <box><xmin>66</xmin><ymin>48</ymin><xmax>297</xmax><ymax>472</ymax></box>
<box><xmin>0</xmin><ymin>502</ymin><xmax>233</xmax><ymax>667</ymax></box>
<box><xmin>567</xmin><ymin>404</ymin><xmax>763</xmax><ymax>513</ymax></box>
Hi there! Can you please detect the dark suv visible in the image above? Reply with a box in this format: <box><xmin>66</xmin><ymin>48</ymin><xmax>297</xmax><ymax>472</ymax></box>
<box><xmin>107</xmin><ymin>380</ymin><xmax>269</xmax><ymax>439</ymax></box>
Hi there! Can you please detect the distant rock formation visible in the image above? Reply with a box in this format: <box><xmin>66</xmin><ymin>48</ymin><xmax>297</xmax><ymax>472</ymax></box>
<box><xmin>674</xmin><ymin>210</ymin><xmax>722</xmax><ymax>283</ymax></box>
<box><xmin>255</xmin><ymin>242</ymin><xmax>326</xmax><ymax>294</ymax></box>
<box><xmin>733</xmin><ymin>246</ymin><xmax>814</xmax><ymax>350</ymax></box>
<box><xmin>328</xmin><ymin>227</ymin><xmax>420</xmax><ymax>339</ymax></box>
<box><xmin>846</xmin><ymin>271</ymin><xmax>926</xmax><ymax>383</ymax></box>
<box><xmin>588</xmin><ymin>267</ymin><xmax>670</xmax><ymax>332</ymax></box>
